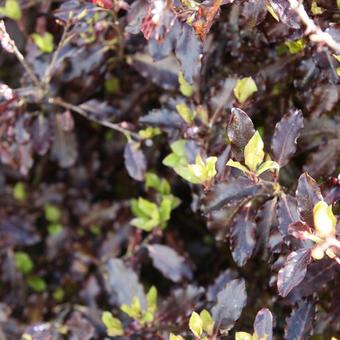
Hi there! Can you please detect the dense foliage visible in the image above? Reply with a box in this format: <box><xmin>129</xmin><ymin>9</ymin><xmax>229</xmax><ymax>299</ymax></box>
<box><xmin>0</xmin><ymin>0</ymin><xmax>339</xmax><ymax>339</ymax></box>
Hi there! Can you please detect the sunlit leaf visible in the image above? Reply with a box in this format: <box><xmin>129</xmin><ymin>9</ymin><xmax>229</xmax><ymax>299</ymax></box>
<box><xmin>233</xmin><ymin>77</ymin><xmax>258</xmax><ymax>104</ymax></box>
<box><xmin>244</xmin><ymin>131</ymin><xmax>264</xmax><ymax>172</ymax></box>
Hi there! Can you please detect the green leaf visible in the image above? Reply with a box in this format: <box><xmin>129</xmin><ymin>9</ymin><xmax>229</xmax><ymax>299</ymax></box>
<box><xmin>178</xmin><ymin>72</ymin><xmax>193</xmax><ymax>97</ymax></box>
<box><xmin>170</xmin><ymin>139</ymin><xmax>187</xmax><ymax>157</ymax></box>
<box><xmin>47</xmin><ymin>223</ymin><xmax>63</xmax><ymax>236</ymax></box>
<box><xmin>337</xmin><ymin>67</ymin><xmax>340</xmax><ymax>77</ymax></box>
<box><xmin>159</xmin><ymin>197</ymin><xmax>172</xmax><ymax>225</ymax></box>
<box><xmin>256</xmin><ymin>160</ymin><xmax>280</xmax><ymax>176</ymax></box>
<box><xmin>0</xmin><ymin>0</ymin><xmax>21</xmax><ymax>21</ymax></box>
<box><xmin>137</xmin><ymin>198</ymin><xmax>158</xmax><ymax>218</ymax></box>
<box><xmin>244</xmin><ymin>131</ymin><xmax>264</xmax><ymax>172</ymax></box>
<box><xmin>53</xmin><ymin>287</ymin><xmax>65</xmax><ymax>302</ymax></box>
<box><xmin>121</xmin><ymin>296</ymin><xmax>142</xmax><ymax>320</ymax></box>
<box><xmin>189</xmin><ymin>311</ymin><xmax>203</xmax><ymax>338</ymax></box>
<box><xmin>146</xmin><ymin>286</ymin><xmax>157</xmax><ymax>315</ymax></box>
<box><xmin>32</xmin><ymin>32</ymin><xmax>54</xmax><ymax>53</ymax></box>
<box><xmin>235</xmin><ymin>332</ymin><xmax>253</xmax><ymax>340</ymax></box>
<box><xmin>176</xmin><ymin>103</ymin><xmax>195</xmax><ymax>123</ymax></box>
<box><xmin>226</xmin><ymin>159</ymin><xmax>249</xmax><ymax>174</ymax></box>
<box><xmin>139</xmin><ymin>127</ymin><xmax>161</xmax><ymax>139</ymax></box>
<box><xmin>285</xmin><ymin>39</ymin><xmax>305</xmax><ymax>54</ymax></box>
<box><xmin>14</xmin><ymin>252</ymin><xmax>34</xmax><ymax>274</ymax></box>
<box><xmin>145</xmin><ymin>172</ymin><xmax>170</xmax><ymax>195</ymax></box>
<box><xmin>200</xmin><ymin>309</ymin><xmax>215</xmax><ymax>336</ymax></box>
<box><xmin>27</xmin><ymin>276</ymin><xmax>46</xmax><ymax>292</ymax></box>
<box><xmin>13</xmin><ymin>182</ymin><xmax>26</xmax><ymax>201</ymax></box>
<box><xmin>102</xmin><ymin>311</ymin><xmax>124</xmax><ymax>337</ymax></box>
<box><xmin>105</xmin><ymin>77</ymin><xmax>120</xmax><ymax>93</ymax></box>
<box><xmin>234</xmin><ymin>77</ymin><xmax>258</xmax><ymax>104</ymax></box>
<box><xmin>311</xmin><ymin>0</ymin><xmax>324</xmax><ymax>15</ymax></box>
<box><xmin>337</xmin><ymin>0</ymin><xmax>340</xmax><ymax>10</ymax></box>
<box><xmin>44</xmin><ymin>204</ymin><xmax>61</xmax><ymax>222</ymax></box>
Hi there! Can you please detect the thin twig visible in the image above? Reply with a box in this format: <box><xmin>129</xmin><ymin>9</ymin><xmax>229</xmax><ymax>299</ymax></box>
<box><xmin>43</xmin><ymin>12</ymin><xmax>73</xmax><ymax>85</ymax></box>
<box><xmin>49</xmin><ymin>97</ymin><xmax>141</xmax><ymax>140</ymax></box>
<box><xmin>288</xmin><ymin>0</ymin><xmax>340</xmax><ymax>53</ymax></box>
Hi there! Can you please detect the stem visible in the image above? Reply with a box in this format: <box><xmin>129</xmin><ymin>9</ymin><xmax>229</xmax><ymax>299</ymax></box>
<box><xmin>43</xmin><ymin>12</ymin><xmax>73</xmax><ymax>85</ymax></box>
<box><xmin>288</xmin><ymin>0</ymin><xmax>340</xmax><ymax>52</ymax></box>
<box><xmin>48</xmin><ymin>97</ymin><xmax>141</xmax><ymax>140</ymax></box>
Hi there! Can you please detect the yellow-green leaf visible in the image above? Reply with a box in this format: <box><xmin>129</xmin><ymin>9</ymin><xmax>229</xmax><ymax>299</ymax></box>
<box><xmin>226</xmin><ymin>159</ymin><xmax>249</xmax><ymax>174</ymax></box>
<box><xmin>13</xmin><ymin>182</ymin><xmax>26</xmax><ymax>201</ymax></box>
<box><xmin>170</xmin><ymin>334</ymin><xmax>184</xmax><ymax>340</ymax></box>
<box><xmin>178</xmin><ymin>72</ymin><xmax>193</xmax><ymax>97</ymax></box>
<box><xmin>256</xmin><ymin>160</ymin><xmax>280</xmax><ymax>176</ymax></box>
<box><xmin>313</xmin><ymin>201</ymin><xmax>336</xmax><ymax>238</ymax></box>
<box><xmin>14</xmin><ymin>252</ymin><xmax>34</xmax><ymax>274</ymax></box>
<box><xmin>311</xmin><ymin>0</ymin><xmax>324</xmax><ymax>14</ymax></box>
<box><xmin>234</xmin><ymin>77</ymin><xmax>258</xmax><ymax>104</ymax></box>
<box><xmin>266</xmin><ymin>4</ymin><xmax>279</xmax><ymax>21</ymax></box>
<box><xmin>285</xmin><ymin>39</ymin><xmax>305</xmax><ymax>54</ymax></box>
<box><xmin>32</xmin><ymin>32</ymin><xmax>54</xmax><ymax>53</ymax></box>
<box><xmin>0</xmin><ymin>0</ymin><xmax>21</xmax><ymax>21</ymax></box>
<box><xmin>176</xmin><ymin>102</ymin><xmax>195</xmax><ymax>123</ymax></box>
<box><xmin>146</xmin><ymin>286</ymin><xmax>157</xmax><ymax>315</ymax></box>
<box><xmin>101</xmin><ymin>312</ymin><xmax>124</xmax><ymax>337</ymax></box>
<box><xmin>200</xmin><ymin>309</ymin><xmax>215</xmax><ymax>336</ymax></box>
<box><xmin>244</xmin><ymin>131</ymin><xmax>264</xmax><ymax>172</ymax></box>
<box><xmin>337</xmin><ymin>0</ymin><xmax>340</xmax><ymax>10</ymax></box>
<box><xmin>235</xmin><ymin>332</ymin><xmax>253</xmax><ymax>340</ymax></box>
<box><xmin>189</xmin><ymin>311</ymin><xmax>203</xmax><ymax>338</ymax></box>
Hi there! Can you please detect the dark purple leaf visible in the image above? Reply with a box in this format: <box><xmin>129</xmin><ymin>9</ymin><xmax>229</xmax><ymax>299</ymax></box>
<box><xmin>79</xmin><ymin>100</ymin><xmax>120</xmax><ymax>123</ymax></box>
<box><xmin>31</xmin><ymin>115</ymin><xmax>52</xmax><ymax>156</ymax></box>
<box><xmin>211</xmin><ymin>279</ymin><xmax>247</xmax><ymax>334</ymax></box>
<box><xmin>139</xmin><ymin>108</ymin><xmax>185</xmax><ymax>129</ymax></box>
<box><xmin>254</xmin><ymin>308</ymin><xmax>273</xmax><ymax>340</ymax></box>
<box><xmin>51</xmin><ymin>115</ymin><xmax>77</xmax><ymax>168</ymax></box>
<box><xmin>271</xmin><ymin>109</ymin><xmax>304</xmax><ymax>167</ymax></box>
<box><xmin>304</xmin><ymin>139</ymin><xmax>340</xmax><ymax>179</ymax></box>
<box><xmin>104</xmin><ymin>258</ymin><xmax>146</xmax><ymax>308</ymax></box>
<box><xmin>124</xmin><ymin>142</ymin><xmax>147</xmax><ymax>181</ymax></box>
<box><xmin>296</xmin><ymin>173</ymin><xmax>323</xmax><ymax>226</ymax></box>
<box><xmin>207</xmin><ymin>269</ymin><xmax>238</xmax><ymax>302</ymax></box>
<box><xmin>0</xmin><ymin>215</ymin><xmax>40</xmax><ymax>247</ymax></box>
<box><xmin>207</xmin><ymin>199</ymin><xmax>250</xmax><ymax>241</ymax></box>
<box><xmin>131</xmin><ymin>54</ymin><xmax>179</xmax><ymax>90</ymax></box>
<box><xmin>230</xmin><ymin>207</ymin><xmax>256</xmax><ymax>267</ymax></box>
<box><xmin>277</xmin><ymin>248</ymin><xmax>311</xmax><ymax>297</ymax></box>
<box><xmin>256</xmin><ymin>197</ymin><xmax>278</xmax><ymax>254</ymax></box>
<box><xmin>147</xmin><ymin>244</ymin><xmax>192</xmax><ymax>282</ymax></box>
<box><xmin>277</xmin><ymin>193</ymin><xmax>300</xmax><ymax>238</ymax></box>
<box><xmin>205</xmin><ymin>177</ymin><xmax>271</xmax><ymax>212</ymax></box>
<box><xmin>284</xmin><ymin>300</ymin><xmax>315</xmax><ymax>340</ymax></box>
<box><xmin>269</xmin><ymin>0</ymin><xmax>301</xmax><ymax>29</ymax></box>
<box><xmin>227</xmin><ymin>108</ymin><xmax>255</xmax><ymax>161</ymax></box>
<box><xmin>126</xmin><ymin>0</ymin><xmax>148</xmax><ymax>34</ymax></box>
<box><xmin>242</xmin><ymin>0</ymin><xmax>267</xmax><ymax>28</ymax></box>
<box><xmin>174</xmin><ymin>23</ymin><xmax>202</xmax><ymax>84</ymax></box>
<box><xmin>209</xmin><ymin>78</ymin><xmax>237</xmax><ymax>115</ymax></box>
<box><xmin>288</xmin><ymin>259</ymin><xmax>338</xmax><ymax>301</ymax></box>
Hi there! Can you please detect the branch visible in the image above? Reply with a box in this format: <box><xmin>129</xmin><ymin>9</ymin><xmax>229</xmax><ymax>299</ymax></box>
<box><xmin>287</xmin><ymin>0</ymin><xmax>340</xmax><ymax>53</ymax></box>
<box><xmin>49</xmin><ymin>97</ymin><xmax>141</xmax><ymax>141</ymax></box>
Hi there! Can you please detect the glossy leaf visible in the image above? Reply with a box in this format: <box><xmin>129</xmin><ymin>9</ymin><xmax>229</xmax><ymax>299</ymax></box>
<box><xmin>124</xmin><ymin>142</ymin><xmax>147</xmax><ymax>181</ymax></box>
<box><xmin>189</xmin><ymin>312</ymin><xmax>203</xmax><ymax>338</ymax></box>
<box><xmin>277</xmin><ymin>193</ymin><xmax>300</xmax><ymax>238</ymax></box>
<box><xmin>211</xmin><ymin>279</ymin><xmax>247</xmax><ymax>334</ymax></box>
<box><xmin>227</xmin><ymin>108</ymin><xmax>255</xmax><ymax>161</ymax></box>
<box><xmin>284</xmin><ymin>300</ymin><xmax>315</xmax><ymax>340</ymax></box>
<box><xmin>253</xmin><ymin>308</ymin><xmax>273</xmax><ymax>340</ymax></box>
<box><xmin>147</xmin><ymin>244</ymin><xmax>192</xmax><ymax>282</ymax></box>
<box><xmin>277</xmin><ymin>248</ymin><xmax>311</xmax><ymax>297</ymax></box>
<box><xmin>230</xmin><ymin>207</ymin><xmax>256</xmax><ymax>267</ymax></box>
<box><xmin>296</xmin><ymin>173</ymin><xmax>323</xmax><ymax>226</ymax></box>
<box><xmin>271</xmin><ymin>110</ymin><xmax>304</xmax><ymax>167</ymax></box>
<box><xmin>104</xmin><ymin>258</ymin><xmax>146</xmax><ymax>308</ymax></box>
